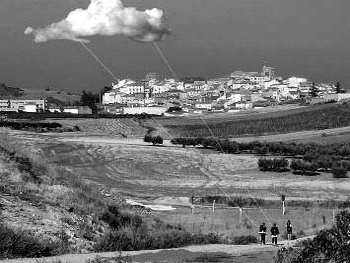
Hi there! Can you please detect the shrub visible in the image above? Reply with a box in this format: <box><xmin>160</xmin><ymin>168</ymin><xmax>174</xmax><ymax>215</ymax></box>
<box><xmin>275</xmin><ymin>210</ymin><xmax>350</xmax><ymax>263</ymax></box>
<box><xmin>258</xmin><ymin>158</ymin><xmax>289</xmax><ymax>172</ymax></box>
<box><xmin>100</xmin><ymin>206</ymin><xmax>143</xmax><ymax>230</ymax></box>
<box><xmin>86</xmin><ymin>254</ymin><xmax>131</xmax><ymax>263</ymax></box>
<box><xmin>331</xmin><ymin>164</ymin><xmax>348</xmax><ymax>178</ymax></box>
<box><xmin>232</xmin><ymin>235</ymin><xmax>258</xmax><ymax>245</ymax></box>
<box><xmin>290</xmin><ymin>159</ymin><xmax>318</xmax><ymax>176</ymax></box>
<box><xmin>143</xmin><ymin>135</ymin><xmax>163</xmax><ymax>146</ymax></box>
<box><xmin>274</xmin><ymin>247</ymin><xmax>302</xmax><ymax>263</ymax></box>
<box><xmin>94</xmin><ymin>226</ymin><xmax>222</xmax><ymax>252</ymax></box>
<box><xmin>0</xmin><ymin>224</ymin><xmax>64</xmax><ymax>259</ymax></box>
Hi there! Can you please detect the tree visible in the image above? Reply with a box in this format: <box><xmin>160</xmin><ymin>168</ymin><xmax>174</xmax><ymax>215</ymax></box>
<box><xmin>309</xmin><ymin>83</ymin><xmax>319</xmax><ymax>98</ymax></box>
<box><xmin>144</xmin><ymin>135</ymin><xmax>163</xmax><ymax>146</ymax></box>
<box><xmin>258</xmin><ymin>158</ymin><xmax>289</xmax><ymax>172</ymax></box>
<box><xmin>291</xmin><ymin>159</ymin><xmax>318</xmax><ymax>175</ymax></box>
<box><xmin>81</xmin><ymin>90</ymin><xmax>99</xmax><ymax>114</ymax></box>
<box><xmin>335</xmin><ymin>82</ymin><xmax>343</xmax><ymax>94</ymax></box>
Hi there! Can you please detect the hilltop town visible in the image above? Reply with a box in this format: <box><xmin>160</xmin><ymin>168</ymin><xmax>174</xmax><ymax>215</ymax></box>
<box><xmin>101</xmin><ymin>65</ymin><xmax>347</xmax><ymax>116</ymax></box>
<box><xmin>0</xmin><ymin>65</ymin><xmax>347</xmax><ymax>116</ymax></box>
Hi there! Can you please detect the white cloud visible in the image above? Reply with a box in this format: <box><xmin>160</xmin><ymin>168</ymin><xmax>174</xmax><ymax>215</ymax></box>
<box><xmin>25</xmin><ymin>0</ymin><xmax>171</xmax><ymax>43</ymax></box>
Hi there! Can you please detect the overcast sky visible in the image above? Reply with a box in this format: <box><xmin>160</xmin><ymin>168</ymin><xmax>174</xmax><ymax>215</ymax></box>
<box><xmin>0</xmin><ymin>0</ymin><xmax>349</xmax><ymax>92</ymax></box>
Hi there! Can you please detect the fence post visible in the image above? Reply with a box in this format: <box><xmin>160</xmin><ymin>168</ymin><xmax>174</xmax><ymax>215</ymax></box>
<box><xmin>239</xmin><ymin>207</ymin><xmax>243</xmax><ymax>224</ymax></box>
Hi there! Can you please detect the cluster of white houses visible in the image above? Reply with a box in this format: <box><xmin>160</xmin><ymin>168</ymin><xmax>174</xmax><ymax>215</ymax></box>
<box><xmin>102</xmin><ymin>66</ymin><xmax>346</xmax><ymax>115</ymax></box>
<box><xmin>0</xmin><ymin>99</ymin><xmax>92</xmax><ymax>114</ymax></box>
<box><xmin>0</xmin><ymin>99</ymin><xmax>47</xmax><ymax>112</ymax></box>
<box><xmin>1</xmin><ymin>66</ymin><xmax>347</xmax><ymax>115</ymax></box>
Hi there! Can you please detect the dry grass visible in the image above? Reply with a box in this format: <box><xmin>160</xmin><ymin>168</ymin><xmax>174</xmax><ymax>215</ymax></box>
<box><xmin>158</xmin><ymin>205</ymin><xmax>337</xmax><ymax>238</ymax></box>
<box><xmin>54</xmin><ymin>118</ymin><xmax>147</xmax><ymax>137</ymax></box>
<box><xmin>4</xmin><ymin>129</ymin><xmax>350</xmax><ymax>201</ymax></box>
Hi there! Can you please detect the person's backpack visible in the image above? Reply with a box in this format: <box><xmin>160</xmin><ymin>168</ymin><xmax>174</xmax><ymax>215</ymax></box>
<box><xmin>260</xmin><ymin>225</ymin><xmax>266</xmax><ymax>233</ymax></box>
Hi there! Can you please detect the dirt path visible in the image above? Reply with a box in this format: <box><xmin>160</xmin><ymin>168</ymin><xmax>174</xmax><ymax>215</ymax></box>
<box><xmin>0</xmin><ymin>237</ymin><xmax>313</xmax><ymax>263</ymax></box>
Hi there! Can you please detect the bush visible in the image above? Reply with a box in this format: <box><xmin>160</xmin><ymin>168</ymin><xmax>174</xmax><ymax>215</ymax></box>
<box><xmin>258</xmin><ymin>158</ymin><xmax>289</xmax><ymax>172</ymax></box>
<box><xmin>86</xmin><ymin>254</ymin><xmax>131</xmax><ymax>263</ymax></box>
<box><xmin>100</xmin><ymin>206</ymin><xmax>143</xmax><ymax>230</ymax></box>
<box><xmin>94</xmin><ymin>216</ymin><xmax>222</xmax><ymax>252</ymax></box>
<box><xmin>290</xmin><ymin>159</ymin><xmax>318</xmax><ymax>176</ymax></box>
<box><xmin>0</xmin><ymin>224</ymin><xmax>64</xmax><ymax>259</ymax></box>
<box><xmin>275</xmin><ymin>210</ymin><xmax>350</xmax><ymax>263</ymax></box>
<box><xmin>232</xmin><ymin>235</ymin><xmax>258</xmax><ymax>245</ymax></box>
<box><xmin>143</xmin><ymin>135</ymin><xmax>163</xmax><ymax>146</ymax></box>
<box><xmin>331</xmin><ymin>164</ymin><xmax>348</xmax><ymax>178</ymax></box>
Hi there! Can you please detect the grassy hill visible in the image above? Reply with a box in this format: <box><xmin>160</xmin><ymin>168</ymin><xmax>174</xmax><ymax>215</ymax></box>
<box><xmin>0</xmin><ymin>84</ymin><xmax>80</xmax><ymax>105</ymax></box>
<box><xmin>0</xmin><ymin>83</ymin><xmax>24</xmax><ymax>98</ymax></box>
<box><xmin>20</xmin><ymin>87</ymin><xmax>81</xmax><ymax>105</ymax></box>
<box><xmin>0</xmin><ymin>130</ymin><xmax>223</xmax><ymax>260</ymax></box>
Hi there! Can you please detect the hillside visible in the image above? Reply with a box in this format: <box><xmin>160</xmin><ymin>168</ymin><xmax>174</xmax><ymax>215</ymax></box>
<box><xmin>0</xmin><ymin>83</ymin><xmax>23</xmax><ymax>98</ymax></box>
<box><xmin>20</xmin><ymin>87</ymin><xmax>81</xmax><ymax>105</ymax></box>
<box><xmin>0</xmin><ymin>129</ymin><xmax>226</xmax><ymax>260</ymax></box>
<box><xmin>0</xmin><ymin>84</ymin><xmax>80</xmax><ymax>105</ymax></box>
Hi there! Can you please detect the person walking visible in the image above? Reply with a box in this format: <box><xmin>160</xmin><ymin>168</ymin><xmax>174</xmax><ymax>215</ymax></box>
<box><xmin>271</xmin><ymin>223</ymin><xmax>279</xmax><ymax>245</ymax></box>
<box><xmin>259</xmin><ymin>222</ymin><xmax>267</xmax><ymax>245</ymax></box>
<box><xmin>286</xmin><ymin>220</ymin><xmax>293</xmax><ymax>241</ymax></box>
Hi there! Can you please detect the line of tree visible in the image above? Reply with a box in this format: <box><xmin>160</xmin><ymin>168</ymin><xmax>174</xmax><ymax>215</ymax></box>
<box><xmin>171</xmin><ymin>137</ymin><xmax>350</xmax><ymax>158</ymax></box>
<box><xmin>258</xmin><ymin>158</ymin><xmax>289</xmax><ymax>172</ymax></box>
<box><xmin>165</xmin><ymin>103</ymin><xmax>350</xmax><ymax>138</ymax></box>
<box><xmin>258</xmin><ymin>158</ymin><xmax>348</xmax><ymax>178</ymax></box>
<box><xmin>171</xmin><ymin>137</ymin><xmax>350</xmax><ymax>177</ymax></box>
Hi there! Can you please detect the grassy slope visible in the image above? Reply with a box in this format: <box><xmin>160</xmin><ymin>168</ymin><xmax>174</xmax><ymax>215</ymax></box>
<box><xmin>0</xmin><ymin>129</ymin><xmax>227</xmax><ymax>259</ymax></box>
<box><xmin>20</xmin><ymin>88</ymin><xmax>81</xmax><ymax>104</ymax></box>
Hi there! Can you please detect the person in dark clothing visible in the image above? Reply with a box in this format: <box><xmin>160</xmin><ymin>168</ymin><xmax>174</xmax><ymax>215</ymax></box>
<box><xmin>259</xmin><ymin>222</ymin><xmax>267</xmax><ymax>245</ymax></box>
<box><xmin>286</xmin><ymin>220</ymin><xmax>293</xmax><ymax>241</ymax></box>
<box><xmin>271</xmin><ymin>223</ymin><xmax>279</xmax><ymax>245</ymax></box>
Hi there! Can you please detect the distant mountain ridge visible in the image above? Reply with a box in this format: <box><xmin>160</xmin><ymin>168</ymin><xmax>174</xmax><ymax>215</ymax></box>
<box><xmin>0</xmin><ymin>84</ymin><xmax>81</xmax><ymax>105</ymax></box>
<box><xmin>0</xmin><ymin>83</ymin><xmax>24</xmax><ymax>98</ymax></box>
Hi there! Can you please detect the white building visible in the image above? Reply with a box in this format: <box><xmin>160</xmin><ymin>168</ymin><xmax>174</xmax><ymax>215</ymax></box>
<box><xmin>102</xmin><ymin>91</ymin><xmax>128</xmax><ymax>105</ymax></box>
<box><xmin>195</xmin><ymin>103</ymin><xmax>212</xmax><ymax>110</ymax></box>
<box><xmin>151</xmin><ymin>82</ymin><xmax>171</xmax><ymax>94</ymax></box>
<box><xmin>119</xmin><ymin>82</ymin><xmax>145</xmax><ymax>95</ymax></box>
<box><xmin>286</xmin><ymin>77</ymin><xmax>308</xmax><ymax>87</ymax></box>
<box><xmin>123</xmin><ymin>107</ymin><xmax>167</xmax><ymax>115</ymax></box>
<box><xmin>0</xmin><ymin>99</ymin><xmax>47</xmax><ymax>112</ymax></box>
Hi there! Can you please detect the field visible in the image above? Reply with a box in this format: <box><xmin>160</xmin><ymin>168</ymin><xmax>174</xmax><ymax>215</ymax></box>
<box><xmin>52</xmin><ymin>118</ymin><xmax>147</xmax><ymax>137</ymax></box>
<box><xmin>142</xmin><ymin>103</ymin><xmax>350</xmax><ymax>138</ymax></box>
<box><xmin>3</xmin><ymin>119</ymin><xmax>350</xmax><ymax>245</ymax></box>
<box><xmin>230</xmin><ymin>126</ymin><xmax>350</xmax><ymax>144</ymax></box>
<box><xmin>160</xmin><ymin>205</ymin><xmax>337</xmax><ymax>237</ymax></box>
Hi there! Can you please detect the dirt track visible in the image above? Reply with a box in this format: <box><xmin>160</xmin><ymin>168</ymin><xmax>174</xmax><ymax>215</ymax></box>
<box><xmin>0</xmin><ymin>236</ymin><xmax>314</xmax><ymax>263</ymax></box>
